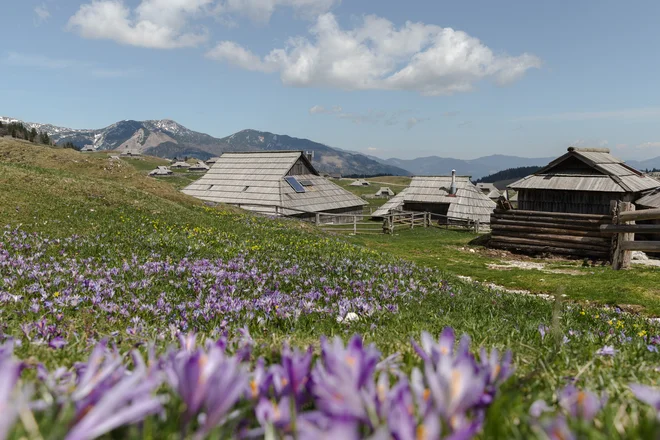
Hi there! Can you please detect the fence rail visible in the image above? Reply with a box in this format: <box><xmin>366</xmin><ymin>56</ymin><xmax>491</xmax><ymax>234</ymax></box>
<box><xmin>601</xmin><ymin>203</ymin><xmax>660</xmax><ymax>269</ymax></box>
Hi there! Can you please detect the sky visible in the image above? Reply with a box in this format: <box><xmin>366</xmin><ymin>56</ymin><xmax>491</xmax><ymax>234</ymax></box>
<box><xmin>2</xmin><ymin>1</ymin><xmax>660</xmax><ymax>161</ymax></box>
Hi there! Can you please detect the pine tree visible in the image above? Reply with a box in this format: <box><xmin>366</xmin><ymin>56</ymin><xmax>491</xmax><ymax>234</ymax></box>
<box><xmin>29</xmin><ymin>128</ymin><xmax>37</xmax><ymax>142</ymax></box>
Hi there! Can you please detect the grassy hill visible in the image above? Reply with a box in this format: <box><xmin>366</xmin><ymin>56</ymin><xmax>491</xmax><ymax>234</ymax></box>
<box><xmin>2</xmin><ymin>139</ymin><xmax>660</xmax><ymax>439</ymax></box>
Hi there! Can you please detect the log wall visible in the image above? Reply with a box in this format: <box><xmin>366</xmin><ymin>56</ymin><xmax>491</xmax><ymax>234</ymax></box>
<box><xmin>489</xmin><ymin>209</ymin><xmax>612</xmax><ymax>259</ymax></box>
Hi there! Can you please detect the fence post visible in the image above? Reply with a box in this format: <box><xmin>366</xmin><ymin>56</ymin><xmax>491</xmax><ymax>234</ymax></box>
<box><xmin>389</xmin><ymin>215</ymin><xmax>394</xmax><ymax>235</ymax></box>
<box><xmin>353</xmin><ymin>215</ymin><xmax>357</xmax><ymax>235</ymax></box>
<box><xmin>612</xmin><ymin>201</ymin><xmax>635</xmax><ymax>270</ymax></box>
<box><xmin>475</xmin><ymin>219</ymin><xmax>480</xmax><ymax>233</ymax></box>
<box><xmin>315</xmin><ymin>213</ymin><xmax>320</xmax><ymax>225</ymax></box>
<box><xmin>410</xmin><ymin>213</ymin><xmax>414</xmax><ymax>230</ymax></box>
<box><xmin>275</xmin><ymin>206</ymin><xmax>279</xmax><ymax>216</ymax></box>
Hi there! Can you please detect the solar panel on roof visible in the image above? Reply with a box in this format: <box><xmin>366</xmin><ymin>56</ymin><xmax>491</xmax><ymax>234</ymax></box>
<box><xmin>284</xmin><ymin>176</ymin><xmax>306</xmax><ymax>193</ymax></box>
<box><xmin>299</xmin><ymin>179</ymin><xmax>313</xmax><ymax>186</ymax></box>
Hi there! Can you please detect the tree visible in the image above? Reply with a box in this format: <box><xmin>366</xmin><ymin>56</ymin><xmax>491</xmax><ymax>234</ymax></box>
<box><xmin>39</xmin><ymin>132</ymin><xmax>51</xmax><ymax>145</ymax></box>
<box><xmin>29</xmin><ymin>128</ymin><xmax>37</xmax><ymax>142</ymax></box>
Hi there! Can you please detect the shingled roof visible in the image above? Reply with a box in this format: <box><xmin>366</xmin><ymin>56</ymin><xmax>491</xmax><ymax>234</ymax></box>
<box><xmin>509</xmin><ymin>147</ymin><xmax>660</xmax><ymax>193</ymax></box>
<box><xmin>372</xmin><ymin>176</ymin><xmax>496</xmax><ymax>224</ymax></box>
<box><xmin>182</xmin><ymin>151</ymin><xmax>366</xmax><ymax>215</ymax></box>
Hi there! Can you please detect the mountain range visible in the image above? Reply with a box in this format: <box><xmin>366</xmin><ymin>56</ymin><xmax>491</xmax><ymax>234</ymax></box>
<box><xmin>2</xmin><ymin>115</ymin><xmax>660</xmax><ymax>178</ymax></box>
<box><xmin>0</xmin><ymin>116</ymin><xmax>410</xmax><ymax>177</ymax></box>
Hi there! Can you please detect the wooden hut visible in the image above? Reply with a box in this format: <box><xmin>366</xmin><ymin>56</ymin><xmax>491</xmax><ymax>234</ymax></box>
<box><xmin>375</xmin><ymin>187</ymin><xmax>395</xmax><ymax>197</ymax></box>
<box><xmin>490</xmin><ymin>148</ymin><xmax>660</xmax><ymax>259</ymax></box>
<box><xmin>372</xmin><ymin>171</ymin><xmax>496</xmax><ymax>225</ymax></box>
<box><xmin>188</xmin><ymin>161</ymin><xmax>210</xmax><ymax>172</ymax></box>
<box><xmin>149</xmin><ymin>166</ymin><xmax>173</xmax><ymax>176</ymax></box>
<box><xmin>476</xmin><ymin>183</ymin><xmax>501</xmax><ymax>200</ymax></box>
<box><xmin>509</xmin><ymin>147</ymin><xmax>660</xmax><ymax>215</ymax></box>
<box><xmin>171</xmin><ymin>161</ymin><xmax>191</xmax><ymax>169</ymax></box>
<box><xmin>182</xmin><ymin>151</ymin><xmax>366</xmax><ymax>222</ymax></box>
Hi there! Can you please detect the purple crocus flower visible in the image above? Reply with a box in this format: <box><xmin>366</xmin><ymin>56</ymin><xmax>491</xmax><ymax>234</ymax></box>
<box><xmin>595</xmin><ymin>345</ymin><xmax>616</xmax><ymax>356</ymax></box>
<box><xmin>423</xmin><ymin>354</ymin><xmax>488</xmax><ymax>431</ymax></box>
<box><xmin>529</xmin><ymin>399</ymin><xmax>552</xmax><ymax>418</ymax></box>
<box><xmin>255</xmin><ymin>396</ymin><xmax>292</xmax><ymax>430</ymax></box>
<box><xmin>65</xmin><ymin>352</ymin><xmax>163</xmax><ymax>440</ymax></box>
<box><xmin>194</xmin><ymin>354</ymin><xmax>248</xmax><ymax>439</ymax></box>
<box><xmin>558</xmin><ymin>385</ymin><xmax>606</xmax><ymax>421</ymax></box>
<box><xmin>48</xmin><ymin>336</ymin><xmax>67</xmax><ymax>350</ymax></box>
<box><xmin>630</xmin><ymin>383</ymin><xmax>660</xmax><ymax>412</ymax></box>
<box><xmin>281</xmin><ymin>343</ymin><xmax>313</xmax><ymax>403</ymax></box>
<box><xmin>541</xmin><ymin>415</ymin><xmax>576</xmax><ymax>440</ymax></box>
<box><xmin>538</xmin><ymin>325</ymin><xmax>549</xmax><ymax>341</ymax></box>
<box><xmin>311</xmin><ymin>336</ymin><xmax>380</xmax><ymax>422</ymax></box>
<box><xmin>0</xmin><ymin>345</ymin><xmax>23</xmax><ymax>440</ymax></box>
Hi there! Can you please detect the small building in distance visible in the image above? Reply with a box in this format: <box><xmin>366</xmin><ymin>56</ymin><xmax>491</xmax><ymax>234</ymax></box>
<box><xmin>182</xmin><ymin>151</ymin><xmax>367</xmax><ymax>222</ymax></box>
<box><xmin>372</xmin><ymin>170</ymin><xmax>496</xmax><ymax>225</ymax></box>
<box><xmin>120</xmin><ymin>150</ymin><xmax>142</xmax><ymax>157</ymax></box>
<box><xmin>375</xmin><ymin>187</ymin><xmax>395</xmax><ymax>197</ymax></box>
<box><xmin>188</xmin><ymin>161</ymin><xmax>210</xmax><ymax>172</ymax></box>
<box><xmin>205</xmin><ymin>157</ymin><xmax>221</xmax><ymax>166</ymax></box>
<box><xmin>476</xmin><ymin>183</ymin><xmax>501</xmax><ymax>200</ymax></box>
<box><xmin>80</xmin><ymin>145</ymin><xmax>96</xmax><ymax>152</ymax></box>
<box><xmin>509</xmin><ymin>147</ymin><xmax>660</xmax><ymax>215</ymax></box>
<box><xmin>350</xmin><ymin>179</ymin><xmax>370</xmax><ymax>186</ymax></box>
<box><xmin>329</xmin><ymin>173</ymin><xmax>342</xmax><ymax>180</ymax></box>
<box><xmin>149</xmin><ymin>166</ymin><xmax>173</xmax><ymax>177</ymax></box>
<box><xmin>171</xmin><ymin>161</ymin><xmax>191</xmax><ymax>169</ymax></box>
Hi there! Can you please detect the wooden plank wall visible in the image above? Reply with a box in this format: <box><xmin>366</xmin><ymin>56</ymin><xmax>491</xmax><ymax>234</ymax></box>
<box><xmin>489</xmin><ymin>208</ymin><xmax>612</xmax><ymax>259</ymax></box>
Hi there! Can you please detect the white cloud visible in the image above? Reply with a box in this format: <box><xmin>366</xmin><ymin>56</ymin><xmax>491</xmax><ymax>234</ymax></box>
<box><xmin>67</xmin><ymin>0</ymin><xmax>210</xmax><ymax>49</ymax></box>
<box><xmin>34</xmin><ymin>3</ymin><xmax>50</xmax><ymax>25</ymax></box>
<box><xmin>206</xmin><ymin>41</ymin><xmax>276</xmax><ymax>71</ymax></box>
<box><xmin>5</xmin><ymin>52</ymin><xmax>74</xmax><ymax>69</ymax></box>
<box><xmin>215</xmin><ymin>0</ymin><xmax>339</xmax><ymax>23</ymax></box>
<box><xmin>208</xmin><ymin>13</ymin><xmax>540</xmax><ymax>95</ymax></box>
<box><xmin>4</xmin><ymin>52</ymin><xmax>140</xmax><ymax>79</ymax></box>
<box><xmin>309</xmin><ymin>105</ymin><xmax>428</xmax><ymax>128</ymax></box>
<box><xmin>367</xmin><ymin>147</ymin><xmax>378</xmax><ymax>152</ymax></box>
<box><xmin>516</xmin><ymin>107</ymin><xmax>660</xmax><ymax>122</ymax></box>
<box><xmin>634</xmin><ymin>142</ymin><xmax>660</xmax><ymax>150</ymax></box>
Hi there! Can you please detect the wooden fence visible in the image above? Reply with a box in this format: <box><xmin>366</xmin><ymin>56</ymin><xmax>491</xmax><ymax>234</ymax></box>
<box><xmin>601</xmin><ymin>202</ymin><xmax>660</xmax><ymax>269</ymax></box>
<box><xmin>489</xmin><ymin>208</ymin><xmax>612</xmax><ymax>258</ymax></box>
<box><xmin>233</xmin><ymin>202</ymin><xmax>480</xmax><ymax>235</ymax></box>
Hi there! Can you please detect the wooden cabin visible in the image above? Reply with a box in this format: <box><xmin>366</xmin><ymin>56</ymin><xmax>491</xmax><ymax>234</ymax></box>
<box><xmin>372</xmin><ymin>171</ymin><xmax>496</xmax><ymax>225</ymax></box>
<box><xmin>509</xmin><ymin>147</ymin><xmax>660</xmax><ymax>215</ymax></box>
<box><xmin>182</xmin><ymin>151</ymin><xmax>366</xmax><ymax>222</ymax></box>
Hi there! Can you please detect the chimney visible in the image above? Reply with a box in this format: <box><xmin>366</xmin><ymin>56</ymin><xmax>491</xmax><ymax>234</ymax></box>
<box><xmin>305</xmin><ymin>151</ymin><xmax>314</xmax><ymax>162</ymax></box>
<box><xmin>449</xmin><ymin>169</ymin><xmax>457</xmax><ymax>195</ymax></box>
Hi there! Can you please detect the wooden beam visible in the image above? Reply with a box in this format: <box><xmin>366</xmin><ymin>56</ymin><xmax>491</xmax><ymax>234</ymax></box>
<box><xmin>491</xmin><ymin>217</ymin><xmax>602</xmax><ymax>232</ymax></box>
<box><xmin>490</xmin><ymin>236</ymin><xmax>611</xmax><ymax>252</ymax></box>
<box><xmin>494</xmin><ymin>230</ymin><xmax>610</xmax><ymax>247</ymax></box>
<box><xmin>620</xmin><ymin>241</ymin><xmax>660</xmax><ymax>251</ymax></box>
<box><xmin>491</xmin><ymin>223</ymin><xmax>603</xmax><ymax>237</ymax></box>
<box><xmin>600</xmin><ymin>224</ymin><xmax>660</xmax><ymax>234</ymax></box>
<box><xmin>612</xmin><ymin>201</ymin><xmax>634</xmax><ymax>270</ymax></box>
<box><xmin>494</xmin><ymin>209</ymin><xmax>611</xmax><ymax>221</ymax></box>
<box><xmin>619</xmin><ymin>208</ymin><xmax>660</xmax><ymax>222</ymax></box>
<box><xmin>493</xmin><ymin>213</ymin><xmax>610</xmax><ymax>226</ymax></box>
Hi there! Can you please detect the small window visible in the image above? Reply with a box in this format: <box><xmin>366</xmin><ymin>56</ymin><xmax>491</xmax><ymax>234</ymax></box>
<box><xmin>284</xmin><ymin>176</ymin><xmax>306</xmax><ymax>193</ymax></box>
<box><xmin>299</xmin><ymin>179</ymin><xmax>313</xmax><ymax>187</ymax></box>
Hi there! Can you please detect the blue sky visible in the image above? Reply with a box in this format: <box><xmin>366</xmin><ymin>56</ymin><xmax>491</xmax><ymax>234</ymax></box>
<box><xmin>2</xmin><ymin>0</ymin><xmax>660</xmax><ymax>160</ymax></box>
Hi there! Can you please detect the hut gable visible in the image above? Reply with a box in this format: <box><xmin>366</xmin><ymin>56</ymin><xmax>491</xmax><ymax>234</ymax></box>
<box><xmin>182</xmin><ymin>151</ymin><xmax>365</xmax><ymax>215</ymax></box>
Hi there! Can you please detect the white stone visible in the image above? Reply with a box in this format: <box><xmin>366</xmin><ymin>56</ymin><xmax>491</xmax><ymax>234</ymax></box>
<box><xmin>337</xmin><ymin>312</ymin><xmax>359</xmax><ymax>323</ymax></box>
<box><xmin>631</xmin><ymin>251</ymin><xmax>649</xmax><ymax>261</ymax></box>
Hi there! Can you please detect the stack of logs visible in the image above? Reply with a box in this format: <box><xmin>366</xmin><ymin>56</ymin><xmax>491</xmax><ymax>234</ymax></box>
<box><xmin>489</xmin><ymin>209</ymin><xmax>612</xmax><ymax>259</ymax></box>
